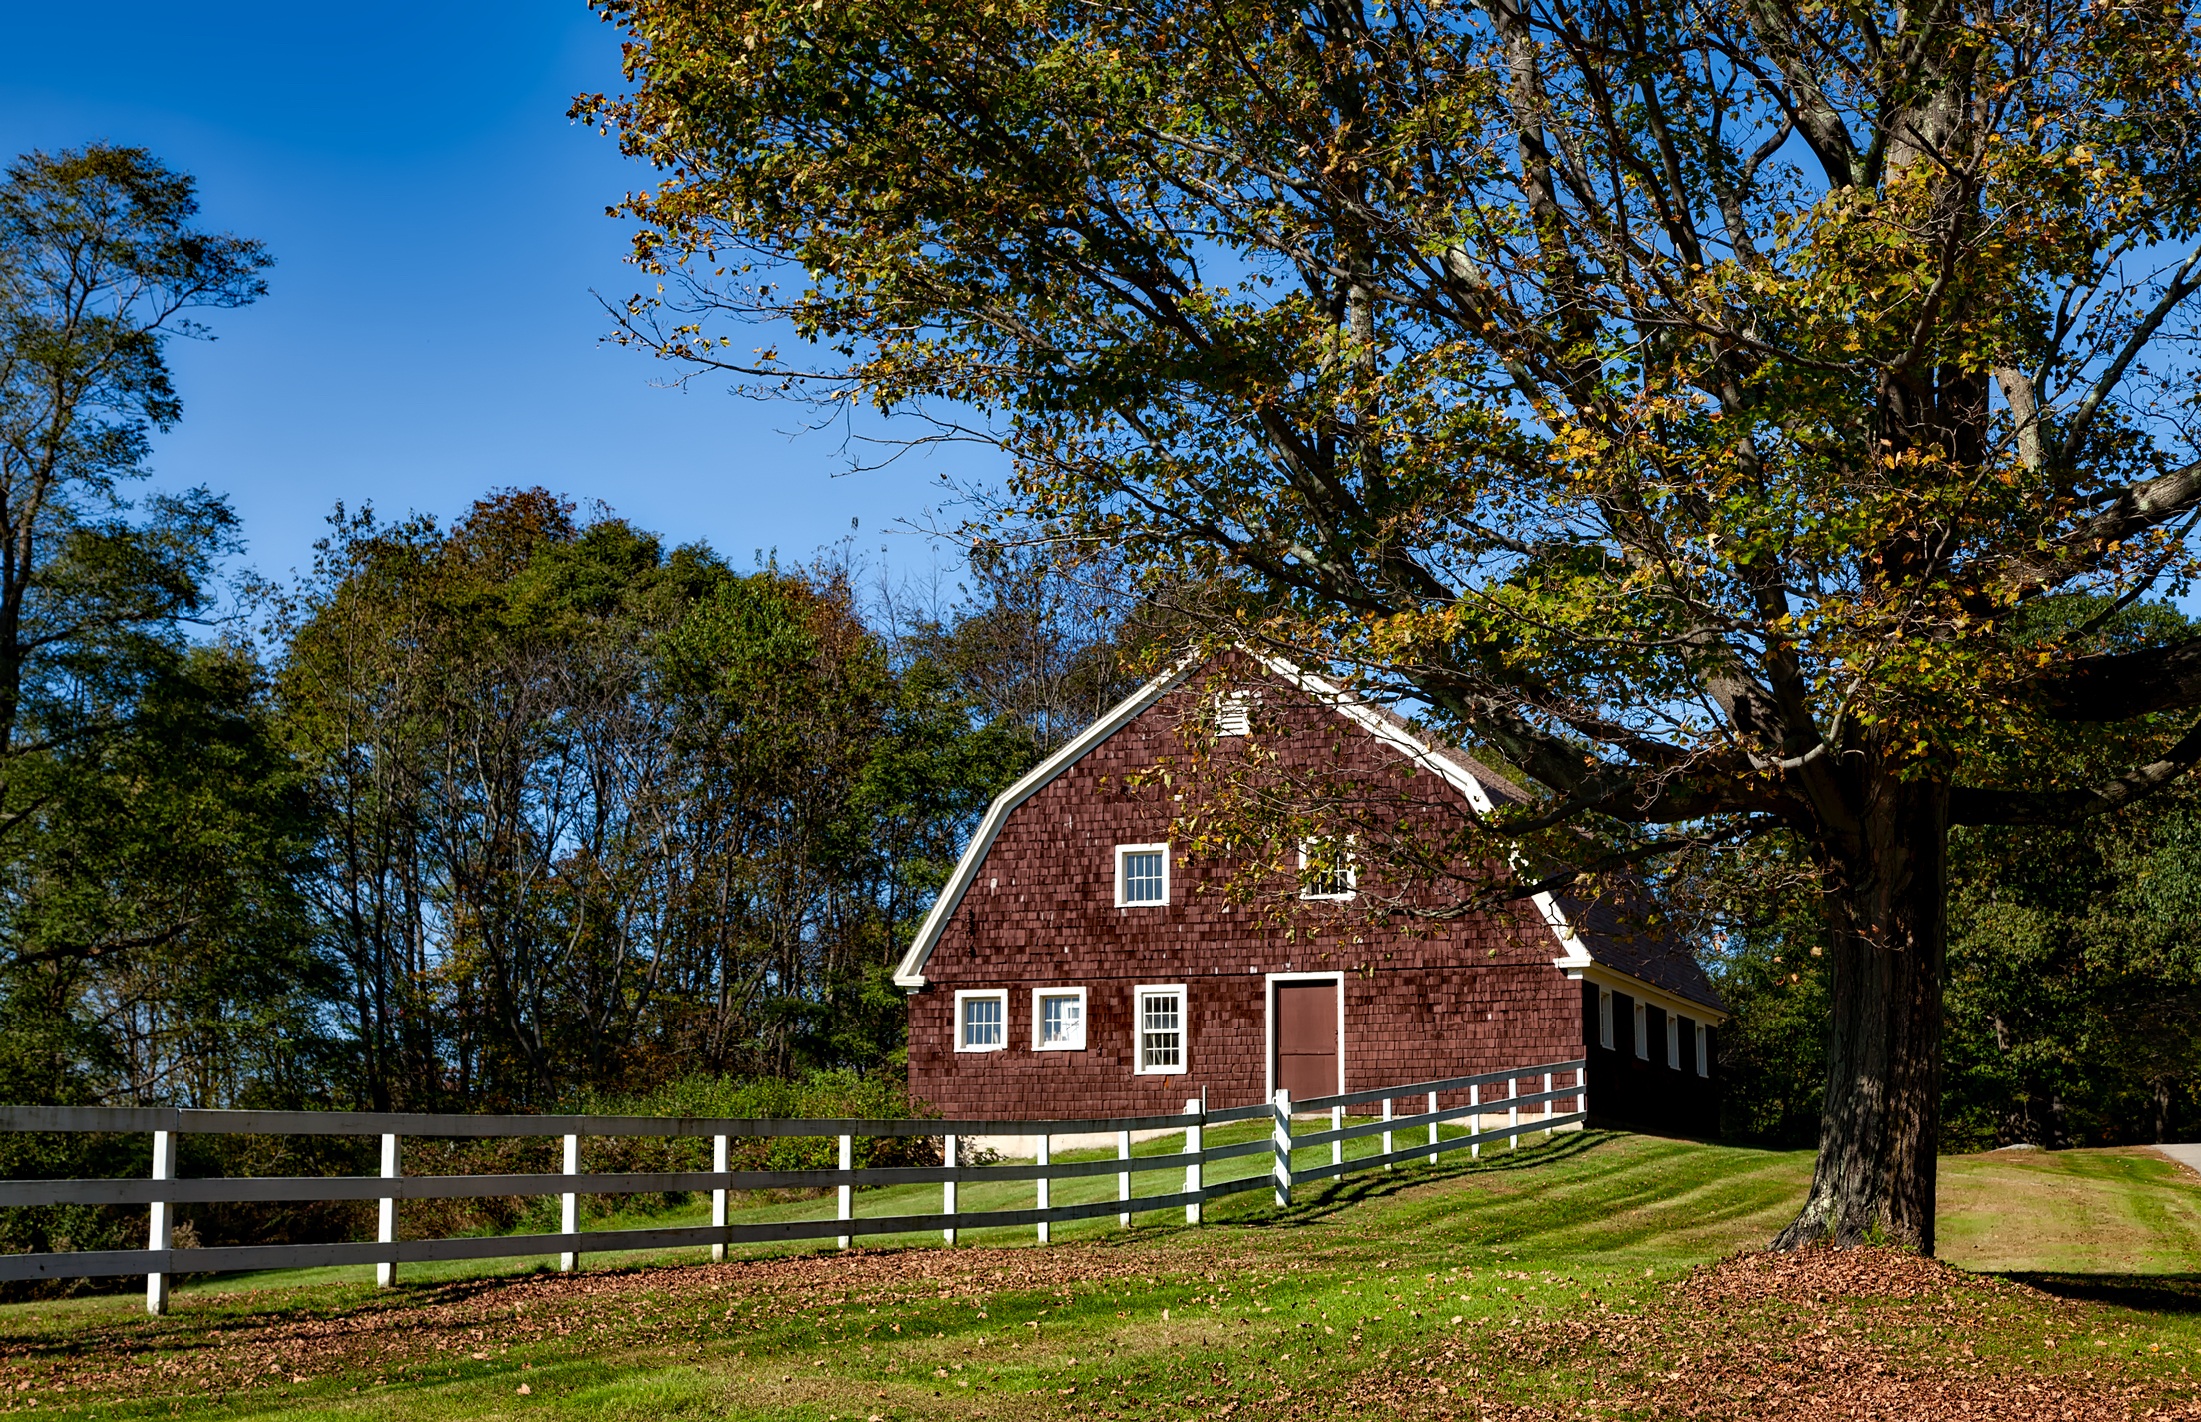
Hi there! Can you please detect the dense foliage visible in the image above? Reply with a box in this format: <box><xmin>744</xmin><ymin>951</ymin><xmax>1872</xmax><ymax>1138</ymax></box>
<box><xmin>271</xmin><ymin>489</ymin><xmax>1041</xmax><ymax>1108</ymax></box>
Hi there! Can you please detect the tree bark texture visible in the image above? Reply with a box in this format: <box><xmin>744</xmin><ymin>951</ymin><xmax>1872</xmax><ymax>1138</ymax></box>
<box><xmin>1776</xmin><ymin>775</ymin><xmax>1948</xmax><ymax>1253</ymax></box>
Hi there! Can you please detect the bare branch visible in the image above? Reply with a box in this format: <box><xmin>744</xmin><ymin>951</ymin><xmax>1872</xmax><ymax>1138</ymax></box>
<box><xmin>2058</xmin><ymin>245</ymin><xmax>2201</xmax><ymax>465</ymax></box>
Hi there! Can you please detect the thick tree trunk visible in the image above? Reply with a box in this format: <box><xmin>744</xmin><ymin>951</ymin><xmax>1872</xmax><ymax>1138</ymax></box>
<box><xmin>1774</xmin><ymin>774</ymin><xmax>1948</xmax><ymax>1254</ymax></box>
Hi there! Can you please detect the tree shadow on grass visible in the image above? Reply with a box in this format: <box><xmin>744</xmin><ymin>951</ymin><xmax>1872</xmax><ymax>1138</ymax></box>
<box><xmin>2000</xmin><ymin>1272</ymin><xmax>2201</xmax><ymax>1314</ymax></box>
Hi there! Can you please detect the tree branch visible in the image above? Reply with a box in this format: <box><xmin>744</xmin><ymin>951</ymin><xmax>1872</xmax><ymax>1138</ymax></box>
<box><xmin>1951</xmin><ymin>715</ymin><xmax>2201</xmax><ymax>823</ymax></box>
<box><xmin>1971</xmin><ymin>457</ymin><xmax>2201</xmax><ymax>604</ymax></box>
<box><xmin>2030</xmin><ymin>634</ymin><xmax>2201</xmax><ymax>721</ymax></box>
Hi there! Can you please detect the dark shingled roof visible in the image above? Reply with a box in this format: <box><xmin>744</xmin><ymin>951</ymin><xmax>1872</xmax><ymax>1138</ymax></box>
<box><xmin>1555</xmin><ymin>892</ymin><xmax>1725</xmax><ymax>1014</ymax></box>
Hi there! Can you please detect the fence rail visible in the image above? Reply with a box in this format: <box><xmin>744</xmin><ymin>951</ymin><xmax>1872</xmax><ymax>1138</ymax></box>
<box><xmin>0</xmin><ymin>1058</ymin><xmax>1585</xmax><ymax>1313</ymax></box>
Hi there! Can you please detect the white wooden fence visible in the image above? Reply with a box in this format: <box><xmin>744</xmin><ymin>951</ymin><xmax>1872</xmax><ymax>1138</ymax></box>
<box><xmin>0</xmin><ymin>1058</ymin><xmax>1584</xmax><ymax>1314</ymax></box>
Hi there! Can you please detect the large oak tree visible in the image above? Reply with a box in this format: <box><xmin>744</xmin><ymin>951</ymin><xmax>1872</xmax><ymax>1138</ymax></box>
<box><xmin>581</xmin><ymin>0</ymin><xmax>2201</xmax><ymax>1251</ymax></box>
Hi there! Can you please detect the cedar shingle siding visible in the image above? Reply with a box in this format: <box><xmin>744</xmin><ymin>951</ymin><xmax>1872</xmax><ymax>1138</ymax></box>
<box><xmin>904</xmin><ymin>659</ymin><xmax>1723</xmax><ymax>1132</ymax></box>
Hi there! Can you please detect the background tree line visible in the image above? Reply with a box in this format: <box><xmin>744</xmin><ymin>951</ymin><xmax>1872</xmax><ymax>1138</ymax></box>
<box><xmin>0</xmin><ymin>144</ymin><xmax>1144</xmax><ymax>1127</ymax></box>
<box><xmin>271</xmin><ymin>490</ymin><xmax>1145</xmax><ymax>1110</ymax></box>
<box><xmin>9</xmin><ymin>478</ymin><xmax>1144</xmax><ymax>1117</ymax></box>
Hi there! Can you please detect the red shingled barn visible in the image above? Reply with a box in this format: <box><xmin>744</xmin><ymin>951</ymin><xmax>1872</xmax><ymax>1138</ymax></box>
<box><xmin>896</xmin><ymin>654</ymin><xmax>1724</xmax><ymax>1134</ymax></box>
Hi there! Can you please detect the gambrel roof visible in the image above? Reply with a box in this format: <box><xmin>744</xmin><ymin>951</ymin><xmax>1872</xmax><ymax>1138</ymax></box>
<box><xmin>893</xmin><ymin>651</ymin><xmax>1725</xmax><ymax>1022</ymax></box>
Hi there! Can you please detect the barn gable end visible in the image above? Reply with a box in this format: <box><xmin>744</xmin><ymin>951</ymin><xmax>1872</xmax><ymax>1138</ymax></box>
<box><xmin>902</xmin><ymin>653</ymin><xmax>1724</xmax><ymax>1128</ymax></box>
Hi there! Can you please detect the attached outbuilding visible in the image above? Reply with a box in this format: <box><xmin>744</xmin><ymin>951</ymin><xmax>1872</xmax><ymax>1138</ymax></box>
<box><xmin>897</xmin><ymin>654</ymin><xmax>1724</xmax><ymax>1135</ymax></box>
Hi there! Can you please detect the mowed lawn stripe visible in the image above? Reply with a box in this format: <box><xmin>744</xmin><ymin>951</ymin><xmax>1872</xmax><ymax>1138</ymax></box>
<box><xmin>1366</xmin><ymin>1135</ymin><xmax>1810</xmax><ymax>1259</ymax></box>
<box><xmin>1941</xmin><ymin>1147</ymin><xmax>2201</xmax><ymax>1275</ymax></box>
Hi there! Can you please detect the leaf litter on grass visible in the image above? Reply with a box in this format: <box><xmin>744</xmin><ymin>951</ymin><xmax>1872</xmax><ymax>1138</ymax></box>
<box><xmin>1340</xmin><ymin>1246</ymin><xmax>2201</xmax><ymax>1421</ymax></box>
<box><xmin>4</xmin><ymin>1239</ymin><xmax>2201</xmax><ymax>1419</ymax></box>
<box><xmin>0</xmin><ymin>1242</ymin><xmax>1238</xmax><ymax>1409</ymax></box>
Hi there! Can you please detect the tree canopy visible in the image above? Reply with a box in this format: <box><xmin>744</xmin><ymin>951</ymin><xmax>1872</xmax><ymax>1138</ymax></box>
<box><xmin>581</xmin><ymin>0</ymin><xmax>2201</xmax><ymax>1249</ymax></box>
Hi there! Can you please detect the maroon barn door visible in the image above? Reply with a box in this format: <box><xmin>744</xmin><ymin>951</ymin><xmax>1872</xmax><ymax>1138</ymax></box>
<box><xmin>1273</xmin><ymin>981</ymin><xmax>1339</xmax><ymax>1100</ymax></box>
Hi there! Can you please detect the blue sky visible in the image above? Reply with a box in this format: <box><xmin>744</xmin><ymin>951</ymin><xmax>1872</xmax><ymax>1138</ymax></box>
<box><xmin>0</xmin><ymin>3</ymin><xmax>993</xmax><ymax>588</ymax></box>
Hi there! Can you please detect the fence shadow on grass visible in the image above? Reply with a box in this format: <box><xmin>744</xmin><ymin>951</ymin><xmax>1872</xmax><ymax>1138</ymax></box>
<box><xmin>1228</xmin><ymin>1128</ymin><xmax>1616</xmax><ymax>1229</ymax></box>
<box><xmin>1998</xmin><ymin>1272</ymin><xmax>2201</xmax><ymax>1315</ymax></box>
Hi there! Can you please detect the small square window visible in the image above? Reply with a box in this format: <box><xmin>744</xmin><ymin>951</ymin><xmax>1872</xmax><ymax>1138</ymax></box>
<box><xmin>1134</xmin><ymin>984</ymin><xmax>1188</xmax><ymax>1074</ymax></box>
<box><xmin>1298</xmin><ymin>838</ymin><xmax>1357</xmax><ymax>900</ymax></box>
<box><xmin>954</xmin><ymin>990</ymin><xmax>1008</xmax><ymax>1052</ymax></box>
<box><xmin>1116</xmin><ymin>844</ymin><xmax>1170</xmax><ymax>906</ymax></box>
<box><xmin>1033</xmin><ymin>987</ymin><xmax>1087</xmax><ymax>1050</ymax></box>
<box><xmin>1216</xmin><ymin>691</ymin><xmax>1254</xmax><ymax>737</ymax></box>
<box><xmin>1632</xmin><ymin>1001</ymin><xmax>1648</xmax><ymax>1061</ymax></box>
<box><xmin>1597</xmin><ymin>988</ymin><xmax>1614</xmax><ymax>1051</ymax></box>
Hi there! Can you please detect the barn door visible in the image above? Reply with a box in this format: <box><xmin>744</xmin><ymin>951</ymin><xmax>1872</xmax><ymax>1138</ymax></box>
<box><xmin>1273</xmin><ymin>980</ymin><xmax>1339</xmax><ymax>1100</ymax></box>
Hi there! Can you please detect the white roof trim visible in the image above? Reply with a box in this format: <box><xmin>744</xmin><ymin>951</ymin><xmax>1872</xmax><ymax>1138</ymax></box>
<box><xmin>894</xmin><ymin>647</ymin><xmax>1680</xmax><ymax>1004</ymax></box>
<box><xmin>892</xmin><ymin>658</ymin><xmax>1196</xmax><ymax>987</ymax></box>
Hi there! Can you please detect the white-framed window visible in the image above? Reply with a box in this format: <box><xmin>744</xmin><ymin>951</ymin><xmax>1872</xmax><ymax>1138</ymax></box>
<box><xmin>1666</xmin><ymin>1012</ymin><xmax>1682</xmax><ymax>1070</ymax></box>
<box><xmin>1597</xmin><ymin>988</ymin><xmax>1614</xmax><ymax>1051</ymax></box>
<box><xmin>1116</xmin><ymin>843</ymin><xmax>1170</xmax><ymax>906</ymax></box>
<box><xmin>954</xmin><ymin>989</ymin><xmax>1009</xmax><ymax>1052</ymax></box>
<box><xmin>1032</xmin><ymin>986</ymin><xmax>1088</xmax><ymax>1050</ymax></box>
<box><xmin>1216</xmin><ymin>691</ymin><xmax>1255</xmax><ymax>737</ymax></box>
<box><xmin>1695</xmin><ymin>1022</ymin><xmax>1710</xmax><ymax>1078</ymax></box>
<box><xmin>1133</xmin><ymin>984</ymin><xmax>1188</xmax><ymax>1074</ymax></box>
<box><xmin>1632</xmin><ymin>1001</ymin><xmax>1648</xmax><ymax>1060</ymax></box>
<box><xmin>1297</xmin><ymin>838</ymin><xmax>1357</xmax><ymax>900</ymax></box>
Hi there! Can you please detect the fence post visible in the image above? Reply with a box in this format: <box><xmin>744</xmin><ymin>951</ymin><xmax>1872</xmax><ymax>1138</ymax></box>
<box><xmin>1578</xmin><ymin>1064</ymin><xmax>1590</xmax><ymax>1128</ymax></box>
<box><xmin>145</xmin><ymin>1128</ymin><xmax>177</xmax><ymax>1316</ymax></box>
<box><xmin>559</xmin><ymin>1133</ymin><xmax>581</xmax><ymax>1273</ymax></box>
<box><xmin>1184</xmin><ymin>1098</ymin><xmax>1203</xmax><ymax>1225</ymax></box>
<box><xmin>942</xmin><ymin>1133</ymin><xmax>959</xmax><ymax>1246</ymax></box>
<box><xmin>1117</xmin><ymin>1128</ymin><xmax>1133</xmax><ymax>1228</ymax></box>
<box><xmin>1331</xmin><ymin>1103</ymin><xmax>1344</xmax><ymax>1169</ymax></box>
<box><xmin>711</xmin><ymin>1134</ymin><xmax>730</xmax><ymax>1262</ymax></box>
<box><xmin>1544</xmin><ymin>1071</ymin><xmax>1555</xmax><ymax>1140</ymax></box>
<box><xmin>1426</xmin><ymin>1090</ymin><xmax>1439</xmax><ymax>1165</ymax></box>
<box><xmin>376</xmin><ymin>1133</ymin><xmax>400</xmax><ymax>1288</ymax></box>
<box><xmin>1381</xmin><ymin>1097</ymin><xmax>1394</xmax><ymax>1169</ymax></box>
<box><xmin>713</xmin><ymin>1144</ymin><xmax>730</xmax><ymax>1267</ymax></box>
<box><xmin>1470</xmin><ymin>1083</ymin><xmax>1481</xmax><ymax>1160</ymax></box>
<box><xmin>1036</xmin><ymin>1133</ymin><xmax>1051</xmax><ymax>1244</ymax></box>
<box><xmin>1272</xmin><ymin>1089</ymin><xmax>1293</xmax><ymax>1208</ymax></box>
<box><xmin>1508</xmin><ymin>1078</ymin><xmax>1520</xmax><ymax>1151</ymax></box>
<box><xmin>836</xmin><ymin>1133</ymin><xmax>854</xmax><ymax>1250</ymax></box>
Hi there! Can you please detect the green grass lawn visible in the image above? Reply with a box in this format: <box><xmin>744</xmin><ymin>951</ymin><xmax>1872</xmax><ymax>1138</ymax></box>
<box><xmin>6</xmin><ymin>1132</ymin><xmax>2201</xmax><ymax>1420</ymax></box>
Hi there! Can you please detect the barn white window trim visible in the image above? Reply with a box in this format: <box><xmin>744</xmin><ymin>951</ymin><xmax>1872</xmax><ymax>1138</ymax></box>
<box><xmin>1632</xmin><ymin>1000</ymin><xmax>1649</xmax><ymax>1061</ymax></box>
<box><xmin>1133</xmin><ymin>983</ymin><xmax>1189</xmax><ymax>1075</ymax></box>
<box><xmin>1032</xmin><ymin>986</ymin><xmax>1088</xmax><ymax>1051</ymax></box>
<box><xmin>1115</xmin><ymin>843</ymin><xmax>1171</xmax><ymax>907</ymax></box>
<box><xmin>954</xmin><ymin>989</ymin><xmax>1009</xmax><ymax>1053</ymax></box>
<box><xmin>1215</xmin><ymin>690</ymin><xmax>1256</xmax><ymax>738</ymax></box>
<box><xmin>1597</xmin><ymin>988</ymin><xmax>1614</xmax><ymax>1051</ymax></box>
<box><xmin>1297</xmin><ymin>836</ymin><xmax>1358</xmax><ymax>901</ymax></box>
<box><xmin>1695</xmin><ymin>1022</ymin><xmax>1710</xmax><ymax>1078</ymax></box>
<box><xmin>1666</xmin><ymin>1012</ymin><xmax>1682</xmax><ymax>1070</ymax></box>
